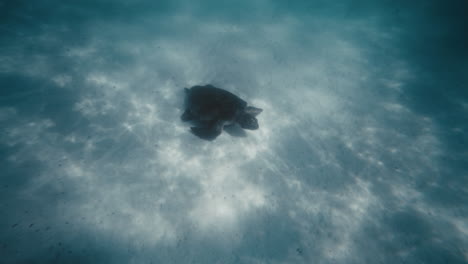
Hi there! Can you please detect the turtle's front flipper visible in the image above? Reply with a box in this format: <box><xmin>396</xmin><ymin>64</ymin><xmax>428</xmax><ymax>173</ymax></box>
<box><xmin>190</xmin><ymin>122</ymin><xmax>223</xmax><ymax>141</ymax></box>
<box><xmin>224</xmin><ymin>123</ymin><xmax>247</xmax><ymax>137</ymax></box>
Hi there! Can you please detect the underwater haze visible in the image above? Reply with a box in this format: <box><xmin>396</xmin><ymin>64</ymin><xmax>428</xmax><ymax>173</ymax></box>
<box><xmin>1</xmin><ymin>0</ymin><xmax>468</xmax><ymax>263</ymax></box>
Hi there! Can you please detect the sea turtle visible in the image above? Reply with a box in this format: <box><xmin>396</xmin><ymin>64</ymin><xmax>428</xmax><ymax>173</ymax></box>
<box><xmin>181</xmin><ymin>84</ymin><xmax>262</xmax><ymax>141</ymax></box>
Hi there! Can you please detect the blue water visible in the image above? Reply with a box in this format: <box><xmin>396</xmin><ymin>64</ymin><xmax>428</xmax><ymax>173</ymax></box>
<box><xmin>1</xmin><ymin>0</ymin><xmax>467</xmax><ymax>263</ymax></box>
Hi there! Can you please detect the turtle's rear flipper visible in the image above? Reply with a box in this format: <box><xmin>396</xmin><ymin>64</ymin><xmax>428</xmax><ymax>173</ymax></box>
<box><xmin>190</xmin><ymin>125</ymin><xmax>222</xmax><ymax>141</ymax></box>
<box><xmin>181</xmin><ymin>110</ymin><xmax>193</xmax><ymax>121</ymax></box>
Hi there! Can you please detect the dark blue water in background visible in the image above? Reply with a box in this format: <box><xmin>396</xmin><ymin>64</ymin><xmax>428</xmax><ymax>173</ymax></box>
<box><xmin>1</xmin><ymin>1</ymin><xmax>467</xmax><ymax>263</ymax></box>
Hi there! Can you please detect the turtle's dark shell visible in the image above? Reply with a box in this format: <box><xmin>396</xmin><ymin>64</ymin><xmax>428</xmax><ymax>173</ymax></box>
<box><xmin>183</xmin><ymin>84</ymin><xmax>246</xmax><ymax>123</ymax></box>
<box><xmin>181</xmin><ymin>84</ymin><xmax>261</xmax><ymax>141</ymax></box>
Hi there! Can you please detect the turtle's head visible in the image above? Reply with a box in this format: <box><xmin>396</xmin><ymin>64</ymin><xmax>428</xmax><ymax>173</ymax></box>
<box><xmin>238</xmin><ymin>114</ymin><xmax>259</xmax><ymax>130</ymax></box>
<box><xmin>238</xmin><ymin>107</ymin><xmax>262</xmax><ymax>130</ymax></box>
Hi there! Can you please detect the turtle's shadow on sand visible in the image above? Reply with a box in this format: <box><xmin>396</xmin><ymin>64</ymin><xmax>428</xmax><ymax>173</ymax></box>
<box><xmin>181</xmin><ymin>120</ymin><xmax>248</xmax><ymax>139</ymax></box>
